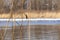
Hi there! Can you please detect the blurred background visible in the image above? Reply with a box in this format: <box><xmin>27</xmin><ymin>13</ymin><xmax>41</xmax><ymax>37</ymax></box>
<box><xmin>0</xmin><ymin>0</ymin><xmax>60</xmax><ymax>13</ymax></box>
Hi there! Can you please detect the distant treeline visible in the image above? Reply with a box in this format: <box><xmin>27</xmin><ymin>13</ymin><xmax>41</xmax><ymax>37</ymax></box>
<box><xmin>0</xmin><ymin>0</ymin><xmax>60</xmax><ymax>13</ymax></box>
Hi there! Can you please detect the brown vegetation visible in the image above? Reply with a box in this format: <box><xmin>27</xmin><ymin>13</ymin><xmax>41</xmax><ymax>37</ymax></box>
<box><xmin>0</xmin><ymin>11</ymin><xmax>60</xmax><ymax>18</ymax></box>
<box><xmin>0</xmin><ymin>0</ymin><xmax>60</xmax><ymax>18</ymax></box>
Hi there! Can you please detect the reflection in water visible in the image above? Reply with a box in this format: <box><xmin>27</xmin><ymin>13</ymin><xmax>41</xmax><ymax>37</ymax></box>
<box><xmin>30</xmin><ymin>25</ymin><xmax>60</xmax><ymax>40</ymax></box>
<box><xmin>0</xmin><ymin>25</ymin><xmax>60</xmax><ymax>40</ymax></box>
